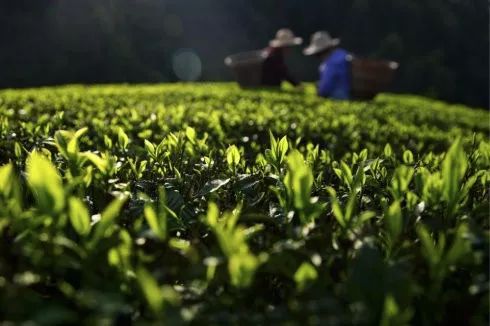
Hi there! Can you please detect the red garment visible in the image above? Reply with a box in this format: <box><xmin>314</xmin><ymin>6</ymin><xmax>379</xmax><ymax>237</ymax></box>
<box><xmin>261</xmin><ymin>47</ymin><xmax>299</xmax><ymax>87</ymax></box>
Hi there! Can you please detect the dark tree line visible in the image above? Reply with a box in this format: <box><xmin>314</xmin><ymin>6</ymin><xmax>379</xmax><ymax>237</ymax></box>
<box><xmin>1</xmin><ymin>0</ymin><xmax>488</xmax><ymax>108</ymax></box>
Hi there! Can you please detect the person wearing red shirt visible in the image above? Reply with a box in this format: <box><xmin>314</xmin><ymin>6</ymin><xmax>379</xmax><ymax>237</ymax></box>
<box><xmin>261</xmin><ymin>28</ymin><xmax>303</xmax><ymax>88</ymax></box>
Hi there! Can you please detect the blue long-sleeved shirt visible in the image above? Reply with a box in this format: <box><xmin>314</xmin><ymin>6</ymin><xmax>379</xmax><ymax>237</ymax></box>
<box><xmin>317</xmin><ymin>48</ymin><xmax>351</xmax><ymax>99</ymax></box>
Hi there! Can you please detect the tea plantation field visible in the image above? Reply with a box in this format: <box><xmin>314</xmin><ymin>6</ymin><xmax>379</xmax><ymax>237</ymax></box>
<box><xmin>0</xmin><ymin>83</ymin><xmax>489</xmax><ymax>325</ymax></box>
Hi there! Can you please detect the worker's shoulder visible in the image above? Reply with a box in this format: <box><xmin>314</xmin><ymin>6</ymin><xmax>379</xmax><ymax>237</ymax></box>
<box><xmin>329</xmin><ymin>48</ymin><xmax>350</xmax><ymax>63</ymax></box>
<box><xmin>263</xmin><ymin>46</ymin><xmax>282</xmax><ymax>57</ymax></box>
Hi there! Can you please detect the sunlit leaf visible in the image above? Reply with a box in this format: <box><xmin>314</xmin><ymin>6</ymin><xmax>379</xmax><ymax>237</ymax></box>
<box><xmin>277</xmin><ymin>135</ymin><xmax>289</xmax><ymax>162</ymax></box>
<box><xmin>136</xmin><ymin>267</ymin><xmax>164</xmax><ymax>317</ymax></box>
<box><xmin>68</xmin><ymin>127</ymin><xmax>88</xmax><ymax>155</ymax></box>
<box><xmin>327</xmin><ymin>187</ymin><xmax>345</xmax><ymax>228</ymax></box>
<box><xmin>226</xmin><ymin>145</ymin><xmax>240</xmax><ymax>169</ymax></box>
<box><xmin>403</xmin><ymin>150</ymin><xmax>414</xmax><ymax>164</ymax></box>
<box><xmin>384</xmin><ymin>143</ymin><xmax>393</xmax><ymax>157</ymax></box>
<box><xmin>68</xmin><ymin>197</ymin><xmax>90</xmax><ymax>236</ymax></box>
<box><xmin>197</xmin><ymin>178</ymin><xmax>230</xmax><ymax>197</ymax></box>
<box><xmin>185</xmin><ymin>126</ymin><xmax>196</xmax><ymax>144</ymax></box>
<box><xmin>416</xmin><ymin>224</ymin><xmax>439</xmax><ymax>266</ymax></box>
<box><xmin>385</xmin><ymin>201</ymin><xmax>402</xmax><ymax>241</ymax></box>
<box><xmin>229</xmin><ymin>253</ymin><xmax>261</xmax><ymax>288</ymax></box>
<box><xmin>441</xmin><ymin>138</ymin><xmax>468</xmax><ymax>215</ymax></box>
<box><xmin>294</xmin><ymin>262</ymin><xmax>318</xmax><ymax>291</ymax></box>
<box><xmin>117</xmin><ymin>127</ymin><xmax>129</xmax><ymax>150</ymax></box>
<box><xmin>144</xmin><ymin>139</ymin><xmax>156</xmax><ymax>158</ymax></box>
<box><xmin>92</xmin><ymin>195</ymin><xmax>128</xmax><ymax>242</ymax></box>
<box><xmin>0</xmin><ymin>163</ymin><xmax>21</xmax><ymax>205</ymax></box>
<box><xmin>144</xmin><ymin>189</ymin><xmax>168</xmax><ymax>241</ymax></box>
<box><xmin>26</xmin><ymin>152</ymin><xmax>65</xmax><ymax>214</ymax></box>
<box><xmin>83</xmin><ymin>152</ymin><xmax>108</xmax><ymax>174</ymax></box>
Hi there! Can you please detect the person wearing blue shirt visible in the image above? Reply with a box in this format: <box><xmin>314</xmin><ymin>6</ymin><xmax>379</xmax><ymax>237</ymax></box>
<box><xmin>304</xmin><ymin>31</ymin><xmax>351</xmax><ymax>99</ymax></box>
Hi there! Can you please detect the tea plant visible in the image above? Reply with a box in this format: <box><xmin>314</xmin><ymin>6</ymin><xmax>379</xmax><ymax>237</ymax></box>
<box><xmin>0</xmin><ymin>83</ymin><xmax>488</xmax><ymax>324</ymax></box>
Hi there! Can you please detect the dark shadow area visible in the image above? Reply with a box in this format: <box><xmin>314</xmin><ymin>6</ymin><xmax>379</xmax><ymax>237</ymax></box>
<box><xmin>0</xmin><ymin>0</ymin><xmax>488</xmax><ymax>108</ymax></box>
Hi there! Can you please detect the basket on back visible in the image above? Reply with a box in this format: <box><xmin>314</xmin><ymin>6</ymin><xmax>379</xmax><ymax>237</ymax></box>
<box><xmin>348</xmin><ymin>56</ymin><xmax>399</xmax><ymax>100</ymax></box>
<box><xmin>224</xmin><ymin>50</ymin><xmax>266</xmax><ymax>88</ymax></box>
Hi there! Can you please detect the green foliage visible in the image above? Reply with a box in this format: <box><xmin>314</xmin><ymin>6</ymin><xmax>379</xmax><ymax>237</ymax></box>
<box><xmin>0</xmin><ymin>164</ymin><xmax>21</xmax><ymax>205</ymax></box>
<box><xmin>380</xmin><ymin>294</ymin><xmax>412</xmax><ymax>326</ymax></box>
<box><xmin>390</xmin><ymin>165</ymin><xmax>414</xmax><ymax>200</ymax></box>
<box><xmin>0</xmin><ymin>84</ymin><xmax>488</xmax><ymax>324</ymax></box>
<box><xmin>282</xmin><ymin>150</ymin><xmax>324</xmax><ymax>226</ymax></box>
<box><xmin>91</xmin><ymin>195</ymin><xmax>128</xmax><ymax>245</ymax></box>
<box><xmin>226</xmin><ymin>145</ymin><xmax>241</xmax><ymax>173</ymax></box>
<box><xmin>416</xmin><ymin>223</ymin><xmax>472</xmax><ymax>282</ymax></box>
<box><xmin>441</xmin><ymin>138</ymin><xmax>468</xmax><ymax>216</ymax></box>
<box><xmin>294</xmin><ymin>262</ymin><xmax>318</xmax><ymax>292</ymax></box>
<box><xmin>136</xmin><ymin>267</ymin><xmax>165</xmax><ymax>318</ymax></box>
<box><xmin>265</xmin><ymin>131</ymin><xmax>289</xmax><ymax>172</ymax></box>
<box><xmin>68</xmin><ymin>197</ymin><xmax>90</xmax><ymax>236</ymax></box>
<box><xmin>26</xmin><ymin>151</ymin><xmax>65</xmax><ymax>215</ymax></box>
<box><xmin>54</xmin><ymin>127</ymin><xmax>88</xmax><ymax>175</ymax></box>
<box><xmin>117</xmin><ymin>126</ymin><xmax>130</xmax><ymax>151</ymax></box>
<box><xmin>143</xmin><ymin>188</ymin><xmax>168</xmax><ymax>241</ymax></box>
<box><xmin>204</xmin><ymin>203</ymin><xmax>267</xmax><ymax>288</ymax></box>
<box><xmin>384</xmin><ymin>201</ymin><xmax>403</xmax><ymax>255</ymax></box>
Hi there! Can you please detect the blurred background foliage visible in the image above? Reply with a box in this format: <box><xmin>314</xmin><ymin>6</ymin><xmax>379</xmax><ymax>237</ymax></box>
<box><xmin>0</xmin><ymin>0</ymin><xmax>488</xmax><ymax>108</ymax></box>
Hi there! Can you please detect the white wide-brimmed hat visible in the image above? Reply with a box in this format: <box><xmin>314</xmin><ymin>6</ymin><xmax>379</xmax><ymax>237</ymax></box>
<box><xmin>269</xmin><ymin>28</ymin><xmax>303</xmax><ymax>48</ymax></box>
<box><xmin>303</xmin><ymin>31</ymin><xmax>340</xmax><ymax>56</ymax></box>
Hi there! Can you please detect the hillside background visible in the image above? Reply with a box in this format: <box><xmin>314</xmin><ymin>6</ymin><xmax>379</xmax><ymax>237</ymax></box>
<box><xmin>1</xmin><ymin>0</ymin><xmax>488</xmax><ymax>108</ymax></box>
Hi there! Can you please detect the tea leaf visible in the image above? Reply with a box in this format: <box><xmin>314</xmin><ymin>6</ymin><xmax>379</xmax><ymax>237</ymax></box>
<box><xmin>83</xmin><ymin>152</ymin><xmax>108</xmax><ymax>174</ymax></box>
<box><xmin>68</xmin><ymin>197</ymin><xmax>91</xmax><ymax>236</ymax></box>
<box><xmin>92</xmin><ymin>195</ymin><xmax>128</xmax><ymax>242</ymax></box>
<box><xmin>117</xmin><ymin>127</ymin><xmax>129</xmax><ymax>150</ymax></box>
<box><xmin>136</xmin><ymin>267</ymin><xmax>164</xmax><ymax>317</ymax></box>
<box><xmin>226</xmin><ymin>145</ymin><xmax>240</xmax><ymax>169</ymax></box>
<box><xmin>0</xmin><ymin>163</ymin><xmax>21</xmax><ymax>205</ymax></box>
<box><xmin>385</xmin><ymin>201</ymin><xmax>402</xmax><ymax>241</ymax></box>
<box><xmin>441</xmin><ymin>138</ymin><xmax>468</xmax><ymax>215</ymax></box>
<box><xmin>26</xmin><ymin>152</ymin><xmax>65</xmax><ymax>214</ymax></box>
<box><xmin>294</xmin><ymin>262</ymin><xmax>318</xmax><ymax>291</ymax></box>
<box><xmin>403</xmin><ymin>150</ymin><xmax>414</xmax><ymax>164</ymax></box>
<box><xmin>384</xmin><ymin>143</ymin><xmax>393</xmax><ymax>157</ymax></box>
<box><xmin>144</xmin><ymin>205</ymin><xmax>164</xmax><ymax>240</ymax></box>
<box><xmin>197</xmin><ymin>178</ymin><xmax>230</xmax><ymax>197</ymax></box>
<box><xmin>277</xmin><ymin>135</ymin><xmax>289</xmax><ymax>162</ymax></box>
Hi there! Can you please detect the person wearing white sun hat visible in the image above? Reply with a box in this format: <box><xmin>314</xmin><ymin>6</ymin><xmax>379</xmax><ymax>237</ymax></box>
<box><xmin>261</xmin><ymin>28</ymin><xmax>303</xmax><ymax>88</ymax></box>
<box><xmin>304</xmin><ymin>31</ymin><xmax>351</xmax><ymax>99</ymax></box>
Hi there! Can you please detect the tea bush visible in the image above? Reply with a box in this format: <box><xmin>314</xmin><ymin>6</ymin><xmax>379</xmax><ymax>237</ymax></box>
<box><xmin>0</xmin><ymin>83</ymin><xmax>488</xmax><ymax>325</ymax></box>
